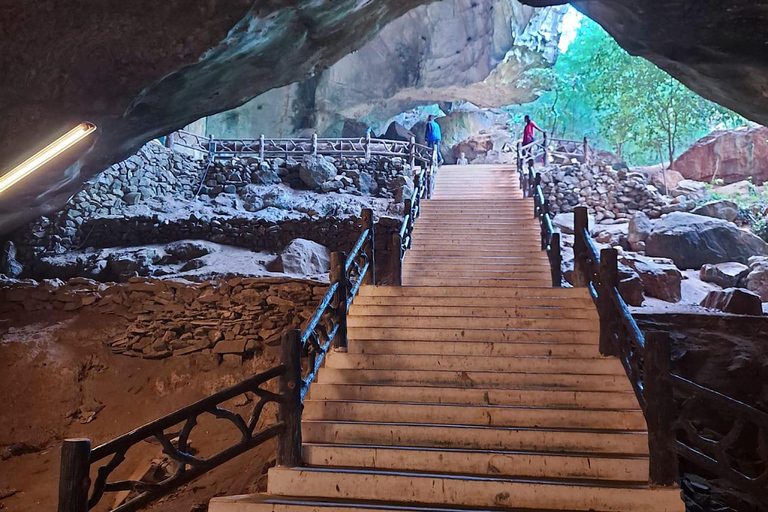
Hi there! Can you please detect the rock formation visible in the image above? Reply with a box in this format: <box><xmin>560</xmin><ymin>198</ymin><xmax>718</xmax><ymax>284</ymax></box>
<box><xmin>0</xmin><ymin>0</ymin><xmax>439</xmax><ymax>235</ymax></box>
<box><xmin>645</xmin><ymin>212</ymin><xmax>768</xmax><ymax>269</ymax></box>
<box><xmin>207</xmin><ymin>0</ymin><xmax>565</xmax><ymax>138</ymax></box>
<box><xmin>5</xmin><ymin>0</ymin><xmax>768</xmax><ymax>237</ymax></box>
<box><xmin>673</xmin><ymin>126</ymin><xmax>768</xmax><ymax>185</ymax></box>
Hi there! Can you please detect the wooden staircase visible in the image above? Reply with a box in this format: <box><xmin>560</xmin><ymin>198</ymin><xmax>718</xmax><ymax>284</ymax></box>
<box><xmin>210</xmin><ymin>165</ymin><xmax>684</xmax><ymax>512</ymax></box>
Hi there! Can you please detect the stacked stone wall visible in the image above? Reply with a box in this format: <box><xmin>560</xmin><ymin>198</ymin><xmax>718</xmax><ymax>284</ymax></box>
<box><xmin>541</xmin><ymin>162</ymin><xmax>698</xmax><ymax>222</ymax></box>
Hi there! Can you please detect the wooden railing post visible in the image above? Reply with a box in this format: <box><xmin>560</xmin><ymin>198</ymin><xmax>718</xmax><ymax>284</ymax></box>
<box><xmin>409</xmin><ymin>136</ymin><xmax>416</xmax><ymax>169</ymax></box>
<box><xmin>165</xmin><ymin>132</ymin><xmax>174</xmax><ymax>149</ymax></box>
<box><xmin>551</xmin><ymin>232</ymin><xmax>562</xmax><ymax>287</ymax></box>
<box><xmin>330</xmin><ymin>252</ymin><xmax>348</xmax><ymax>351</ymax></box>
<box><xmin>533</xmin><ymin>174</ymin><xmax>542</xmax><ymax>218</ymax></box>
<box><xmin>644</xmin><ymin>331</ymin><xmax>679</xmax><ymax>486</ymax></box>
<box><xmin>543</xmin><ymin>131</ymin><xmax>550</xmax><ymax>165</ymax></box>
<box><xmin>362</xmin><ymin>208</ymin><xmax>376</xmax><ymax>285</ymax></box>
<box><xmin>365</xmin><ymin>131</ymin><xmax>371</xmax><ymax>161</ymax></box>
<box><xmin>312</xmin><ymin>133</ymin><xmax>318</xmax><ymax>156</ymax></box>
<box><xmin>598</xmin><ymin>248</ymin><xmax>620</xmax><ymax>357</ymax></box>
<box><xmin>391</xmin><ymin>233</ymin><xmax>403</xmax><ymax>286</ymax></box>
<box><xmin>259</xmin><ymin>134</ymin><xmax>265</xmax><ymax>161</ymax></box>
<box><xmin>58</xmin><ymin>439</ymin><xmax>91</xmax><ymax>512</ymax></box>
<box><xmin>572</xmin><ymin>206</ymin><xmax>589</xmax><ymax>287</ymax></box>
<box><xmin>277</xmin><ymin>330</ymin><xmax>302</xmax><ymax>467</ymax></box>
<box><xmin>583</xmin><ymin>137</ymin><xmax>589</xmax><ymax>164</ymax></box>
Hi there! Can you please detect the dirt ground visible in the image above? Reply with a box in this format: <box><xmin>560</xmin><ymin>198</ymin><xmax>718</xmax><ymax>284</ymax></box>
<box><xmin>0</xmin><ymin>310</ymin><xmax>281</xmax><ymax>511</ymax></box>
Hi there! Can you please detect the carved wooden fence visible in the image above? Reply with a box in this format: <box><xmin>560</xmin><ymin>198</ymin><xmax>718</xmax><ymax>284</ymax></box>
<box><xmin>572</xmin><ymin>205</ymin><xmax>768</xmax><ymax>508</ymax></box>
<box><xmin>58</xmin><ymin>210</ymin><xmax>377</xmax><ymax>512</ymax></box>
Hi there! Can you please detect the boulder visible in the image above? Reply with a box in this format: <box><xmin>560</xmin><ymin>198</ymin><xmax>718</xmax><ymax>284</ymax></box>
<box><xmin>700</xmin><ymin>262</ymin><xmax>750</xmax><ymax>288</ymax></box>
<box><xmin>745</xmin><ymin>257</ymin><xmax>768</xmax><ymax>301</ymax></box>
<box><xmin>701</xmin><ymin>288</ymin><xmax>764</xmax><ymax>316</ymax></box>
<box><xmin>621</xmin><ymin>254</ymin><xmax>682</xmax><ymax>303</ymax></box>
<box><xmin>645</xmin><ymin>212</ymin><xmax>768</xmax><ymax>269</ymax></box>
<box><xmin>673</xmin><ymin>126</ymin><xmax>768</xmax><ymax>184</ymax></box>
<box><xmin>300</xmin><ymin>155</ymin><xmax>338</xmax><ymax>190</ymax></box>
<box><xmin>382</xmin><ymin>122</ymin><xmax>416</xmax><ymax>143</ymax></box>
<box><xmin>250</xmin><ymin>166</ymin><xmax>281</xmax><ymax>185</ymax></box>
<box><xmin>390</xmin><ymin>176</ymin><xmax>414</xmax><ymax>203</ymax></box>
<box><xmin>165</xmin><ymin>240</ymin><xmax>215</xmax><ymax>261</ymax></box>
<box><xmin>267</xmin><ymin>239</ymin><xmax>331</xmax><ymax>276</ymax></box>
<box><xmin>648</xmin><ymin>169</ymin><xmax>685</xmax><ymax>194</ymax></box>
<box><xmin>0</xmin><ymin>241</ymin><xmax>23</xmax><ymax>278</ymax></box>
<box><xmin>713</xmin><ymin>180</ymin><xmax>758</xmax><ymax>197</ymax></box>
<box><xmin>618</xmin><ymin>263</ymin><xmax>645</xmax><ymax>307</ymax></box>
<box><xmin>670</xmin><ymin>179</ymin><xmax>707</xmax><ymax>198</ymax></box>
<box><xmin>692</xmin><ymin>199</ymin><xmax>739</xmax><ymax>222</ymax></box>
<box><xmin>628</xmin><ymin>212</ymin><xmax>652</xmax><ymax>244</ymax></box>
<box><xmin>553</xmin><ymin>212</ymin><xmax>595</xmax><ymax>235</ymax></box>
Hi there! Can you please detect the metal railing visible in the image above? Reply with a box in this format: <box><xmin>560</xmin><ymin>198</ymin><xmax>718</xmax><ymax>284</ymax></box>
<box><xmin>58</xmin><ymin>209</ymin><xmax>379</xmax><ymax>512</ymax></box>
<box><xmin>572</xmin><ymin>205</ymin><xmax>768</xmax><ymax>507</ymax></box>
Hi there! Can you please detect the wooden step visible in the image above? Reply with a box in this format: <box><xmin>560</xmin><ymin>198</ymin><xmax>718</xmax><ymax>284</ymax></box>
<box><xmin>303</xmin><ymin>401</ymin><xmax>646</xmax><ymax>430</ymax></box>
<box><xmin>264</xmin><ymin>467</ymin><xmax>685</xmax><ymax>512</ymax></box>
<box><xmin>347</xmin><ymin>316</ymin><xmax>599</xmax><ymax>332</ymax></box>
<box><xmin>307</xmin><ymin>384</ymin><xmax>640</xmax><ymax>409</ymax></box>
<box><xmin>357</xmin><ymin>286</ymin><xmax>591</xmax><ymax>299</ymax></box>
<box><xmin>324</xmin><ymin>354</ymin><xmax>624</xmax><ymax>375</ymax></box>
<box><xmin>402</xmin><ymin>271</ymin><xmax>552</xmax><ymax>280</ymax></box>
<box><xmin>211</xmin><ymin>494</ymin><xmax>610</xmax><ymax>512</ymax></box>
<box><xmin>302</xmin><ymin>421</ymin><xmax>649</xmax><ymax>455</ymax></box>
<box><xmin>347</xmin><ymin>340</ymin><xmax>599</xmax><ymax>358</ymax></box>
<box><xmin>349</xmin><ymin>305</ymin><xmax>598</xmax><ymax>319</ymax></box>
<box><xmin>348</xmin><ymin>327</ymin><xmax>598</xmax><ymax>344</ymax></box>
<box><xmin>351</xmin><ymin>296</ymin><xmax>593</xmax><ymax>308</ymax></box>
<box><xmin>315</xmin><ymin>369</ymin><xmax>631</xmax><ymax>392</ymax></box>
<box><xmin>303</xmin><ymin>444</ymin><xmax>650</xmax><ymax>481</ymax></box>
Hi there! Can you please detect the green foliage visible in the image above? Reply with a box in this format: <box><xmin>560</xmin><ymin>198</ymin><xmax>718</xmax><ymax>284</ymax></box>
<box><xmin>754</xmin><ymin>218</ymin><xmax>768</xmax><ymax>243</ymax></box>
<box><xmin>506</xmin><ymin>16</ymin><xmax>746</xmax><ymax>166</ymax></box>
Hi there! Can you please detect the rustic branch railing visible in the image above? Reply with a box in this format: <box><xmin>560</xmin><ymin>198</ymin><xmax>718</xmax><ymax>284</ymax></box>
<box><xmin>58</xmin><ymin>209</ymin><xmax>378</xmax><ymax>512</ymax></box>
<box><xmin>515</xmin><ymin>136</ymin><xmax>562</xmax><ymax>288</ymax></box>
<box><xmin>572</xmin><ymin>205</ymin><xmax>768</xmax><ymax>506</ymax></box>
<box><xmin>174</xmin><ymin>130</ymin><xmax>436</xmax><ymax>167</ymax></box>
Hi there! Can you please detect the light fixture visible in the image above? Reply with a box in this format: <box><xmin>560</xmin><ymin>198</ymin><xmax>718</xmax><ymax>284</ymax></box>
<box><xmin>0</xmin><ymin>122</ymin><xmax>97</xmax><ymax>195</ymax></box>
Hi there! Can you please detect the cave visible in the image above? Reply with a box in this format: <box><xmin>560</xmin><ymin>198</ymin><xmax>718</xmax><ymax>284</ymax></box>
<box><xmin>1</xmin><ymin>1</ymin><xmax>768</xmax><ymax>512</ymax></box>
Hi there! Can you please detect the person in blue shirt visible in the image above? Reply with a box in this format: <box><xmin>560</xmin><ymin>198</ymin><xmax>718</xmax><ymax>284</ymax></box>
<box><xmin>424</xmin><ymin>115</ymin><xmax>444</xmax><ymax>165</ymax></box>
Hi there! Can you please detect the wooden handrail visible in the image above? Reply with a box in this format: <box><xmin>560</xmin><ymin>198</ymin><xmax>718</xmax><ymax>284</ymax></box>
<box><xmin>572</xmin><ymin>205</ymin><xmax>768</xmax><ymax>502</ymax></box>
<box><xmin>58</xmin><ymin>208</ymin><xmax>379</xmax><ymax>512</ymax></box>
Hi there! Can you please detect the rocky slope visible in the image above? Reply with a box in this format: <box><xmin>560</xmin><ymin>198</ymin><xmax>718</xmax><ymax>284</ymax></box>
<box><xmin>207</xmin><ymin>0</ymin><xmax>565</xmax><ymax>138</ymax></box>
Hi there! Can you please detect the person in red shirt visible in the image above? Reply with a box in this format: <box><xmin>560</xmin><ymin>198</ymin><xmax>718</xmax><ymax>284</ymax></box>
<box><xmin>522</xmin><ymin>115</ymin><xmax>543</xmax><ymax>146</ymax></box>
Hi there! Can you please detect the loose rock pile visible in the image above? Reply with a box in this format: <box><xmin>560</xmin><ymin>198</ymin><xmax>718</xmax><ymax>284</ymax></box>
<box><xmin>541</xmin><ymin>162</ymin><xmax>705</xmax><ymax>222</ymax></box>
<box><xmin>0</xmin><ymin>276</ymin><xmax>325</xmax><ymax>361</ymax></box>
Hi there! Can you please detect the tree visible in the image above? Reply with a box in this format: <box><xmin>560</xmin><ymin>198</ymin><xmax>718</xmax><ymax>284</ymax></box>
<box><xmin>506</xmin><ymin>14</ymin><xmax>746</xmax><ymax>166</ymax></box>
